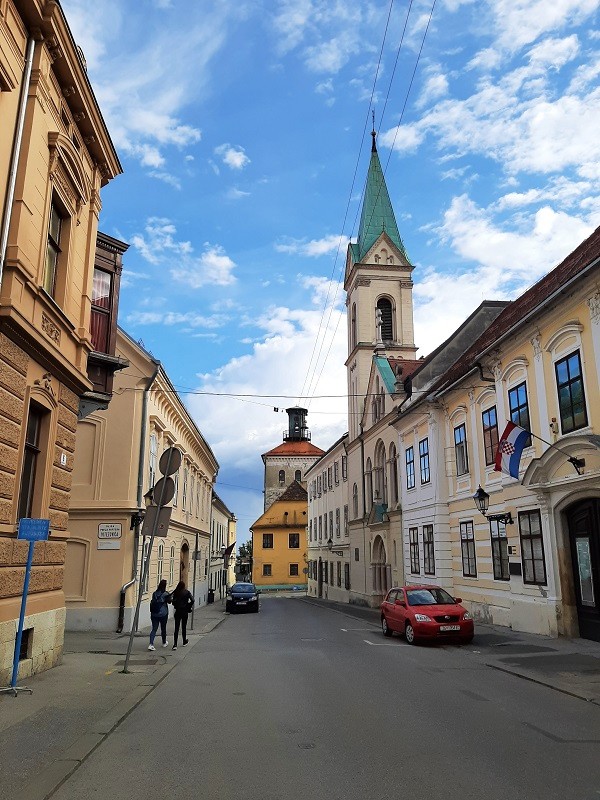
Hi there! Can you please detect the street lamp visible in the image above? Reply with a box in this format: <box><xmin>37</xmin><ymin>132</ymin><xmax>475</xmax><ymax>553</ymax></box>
<box><xmin>473</xmin><ymin>485</ymin><xmax>513</xmax><ymax>525</ymax></box>
<box><xmin>327</xmin><ymin>537</ymin><xmax>345</xmax><ymax>557</ymax></box>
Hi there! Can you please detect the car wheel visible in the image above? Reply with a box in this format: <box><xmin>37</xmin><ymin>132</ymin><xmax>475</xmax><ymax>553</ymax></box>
<box><xmin>405</xmin><ymin>622</ymin><xmax>416</xmax><ymax>644</ymax></box>
<box><xmin>381</xmin><ymin>616</ymin><xmax>393</xmax><ymax>637</ymax></box>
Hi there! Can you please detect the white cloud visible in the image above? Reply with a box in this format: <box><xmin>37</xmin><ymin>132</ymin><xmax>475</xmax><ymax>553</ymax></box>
<box><xmin>187</xmin><ymin>276</ymin><xmax>348</xmax><ymax>473</ymax></box>
<box><xmin>131</xmin><ymin>218</ymin><xmax>192</xmax><ymax>264</ymax></box>
<box><xmin>148</xmin><ymin>171</ymin><xmax>181</xmax><ymax>190</ymax></box>
<box><xmin>226</xmin><ymin>187</ymin><xmax>251</xmax><ymax>200</ymax></box>
<box><xmin>62</xmin><ymin>0</ymin><xmax>235</xmax><ymax>170</ymax></box>
<box><xmin>215</xmin><ymin>144</ymin><xmax>251</xmax><ymax>170</ymax></box>
<box><xmin>126</xmin><ymin>311</ymin><xmax>227</xmax><ymax>328</ymax></box>
<box><xmin>275</xmin><ymin>234</ymin><xmax>348</xmax><ymax>256</ymax></box>
<box><xmin>490</xmin><ymin>0</ymin><xmax>599</xmax><ymax>51</ymax></box>
<box><xmin>417</xmin><ymin>70</ymin><xmax>450</xmax><ymax>108</ymax></box>
<box><xmin>412</xmin><ymin>193</ymin><xmax>596</xmax><ymax>357</ymax></box>
<box><xmin>172</xmin><ymin>244</ymin><xmax>237</xmax><ymax>288</ymax></box>
<box><xmin>527</xmin><ymin>34</ymin><xmax>580</xmax><ymax>68</ymax></box>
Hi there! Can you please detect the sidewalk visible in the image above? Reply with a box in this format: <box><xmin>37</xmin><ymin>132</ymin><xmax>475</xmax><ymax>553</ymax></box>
<box><xmin>0</xmin><ymin>601</ymin><xmax>228</xmax><ymax>800</ymax></box>
<box><xmin>301</xmin><ymin>596</ymin><xmax>600</xmax><ymax>705</ymax></box>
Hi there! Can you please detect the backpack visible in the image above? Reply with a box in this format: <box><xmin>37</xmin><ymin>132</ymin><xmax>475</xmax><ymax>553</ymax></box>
<box><xmin>150</xmin><ymin>591</ymin><xmax>165</xmax><ymax>615</ymax></box>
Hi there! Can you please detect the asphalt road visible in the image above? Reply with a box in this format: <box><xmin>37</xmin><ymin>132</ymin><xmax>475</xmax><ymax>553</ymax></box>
<box><xmin>52</xmin><ymin>596</ymin><xmax>600</xmax><ymax>800</ymax></box>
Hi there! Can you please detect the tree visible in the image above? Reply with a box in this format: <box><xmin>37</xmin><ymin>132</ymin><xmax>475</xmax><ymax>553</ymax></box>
<box><xmin>238</xmin><ymin>540</ymin><xmax>252</xmax><ymax>559</ymax></box>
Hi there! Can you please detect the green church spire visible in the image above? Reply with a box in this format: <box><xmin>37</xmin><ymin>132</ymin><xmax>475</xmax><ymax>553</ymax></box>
<box><xmin>356</xmin><ymin>128</ymin><xmax>408</xmax><ymax>263</ymax></box>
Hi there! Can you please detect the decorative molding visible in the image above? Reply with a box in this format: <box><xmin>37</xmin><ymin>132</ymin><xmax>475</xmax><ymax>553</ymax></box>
<box><xmin>34</xmin><ymin>371</ymin><xmax>56</xmax><ymax>399</ymax></box>
<box><xmin>544</xmin><ymin>321</ymin><xmax>584</xmax><ymax>354</ymax></box>
<box><xmin>41</xmin><ymin>314</ymin><xmax>61</xmax><ymax>344</ymax></box>
<box><xmin>530</xmin><ymin>333</ymin><xmax>542</xmax><ymax>359</ymax></box>
<box><xmin>587</xmin><ymin>291</ymin><xmax>600</xmax><ymax>323</ymax></box>
<box><xmin>357</xmin><ymin>278</ymin><xmax>371</xmax><ymax>287</ymax></box>
<box><xmin>62</xmin><ymin>85</ymin><xmax>77</xmax><ymax>98</ymax></box>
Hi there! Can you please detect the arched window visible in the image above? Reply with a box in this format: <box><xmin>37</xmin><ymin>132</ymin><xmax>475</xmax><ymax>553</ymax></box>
<box><xmin>352</xmin><ymin>483</ymin><xmax>359</xmax><ymax>519</ymax></box>
<box><xmin>351</xmin><ymin>303</ymin><xmax>357</xmax><ymax>349</ymax></box>
<box><xmin>157</xmin><ymin>543</ymin><xmax>164</xmax><ymax>583</ymax></box>
<box><xmin>376</xmin><ymin>298</ymin><xmax>393</xmax><ymax>341</ymax></box>
<box><xmin>365</xmin><ymin>458</ymin><xmax>373</xmax><ymax>511</ymax></box>
<box><xmin>389</xmin><ymin>442</ymin><xmax>399</xmax><ymax>505</ymax></box>
<box><xmin>295</xmin><ymin>469</ymin><xmax>302</xmax><ymax>481</ymax></box>
<box><xmin>182</xmin><ymin>467</ymin><xmax>188</xmax><ymax>510</ymax></box>
<box><xmin>278</xmin><ymin>469</ymin><xmax>285</xmax><ymax>484</ymax></box>
<box><xmin>169</xmin><ymin>545</ymin><xmax>175</xmax><ymax>585</ymax></box>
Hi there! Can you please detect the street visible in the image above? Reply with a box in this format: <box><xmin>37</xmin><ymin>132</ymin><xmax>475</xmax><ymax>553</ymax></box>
<box><xmin>50</xmin><ymin>596</ymin><xmax>600</xmax><ymax>800</ymax></box>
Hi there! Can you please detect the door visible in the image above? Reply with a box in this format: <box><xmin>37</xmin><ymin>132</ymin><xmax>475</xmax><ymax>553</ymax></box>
<box><xmin>568</xmin><ymin>500</ymin><xmax>600</xmax><ymax>642</ymax></box>
<box><xmin>317</xmin><ymin>558</ymin><xmax>323</xmax><ymax>598</ymax></box>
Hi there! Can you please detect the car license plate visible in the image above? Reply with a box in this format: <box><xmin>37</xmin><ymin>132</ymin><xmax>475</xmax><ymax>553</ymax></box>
<box><xmin>439</xmin><ymin>625</ymin><xmax>460</xmax><ymax>632</ymax></box>
<box><xmin>237</xmin><ymin>600</ymin><xmax>247</xmax><ymax>605</ymax></box>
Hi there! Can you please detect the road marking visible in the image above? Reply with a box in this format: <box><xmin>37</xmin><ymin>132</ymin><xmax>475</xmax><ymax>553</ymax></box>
<box><xmin>364</xmin><ymin>638</ymin><xmax>407</xmax><ymax>647</ymax></box>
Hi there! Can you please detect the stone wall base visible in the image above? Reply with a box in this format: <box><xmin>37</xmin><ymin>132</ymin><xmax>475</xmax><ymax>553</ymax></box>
<box><xmin>0</xmin><ymin>607</ymin><xmax>65</xmax><ymax>684</ymax></box>
<box><xmin>467</xmin><ymin>597</ymin><xmax>558</xmax><ymax>637</ymax></box>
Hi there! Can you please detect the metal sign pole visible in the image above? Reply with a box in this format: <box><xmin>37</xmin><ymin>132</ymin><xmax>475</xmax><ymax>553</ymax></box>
<box><xmin>0</xmin><ymin>540</ymin><xmax>35</xmax><ymax>696</ymax></box>
<box><xmin>122</xmin><ymin>447</ymin><xmax>176</xmax><ymax>674</ymax></box>
<box><xmin>1</xmin><ymin>518</ymin><xmax>50</xmax><ymax>697</ymax></box>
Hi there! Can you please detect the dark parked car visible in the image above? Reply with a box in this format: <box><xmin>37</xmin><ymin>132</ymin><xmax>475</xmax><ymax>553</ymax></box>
<box><xmin>226</xmin><ymin>582</ymin><xmax>260</xmax><ymax>613</ymax></box>
<box><xmin>381</xmin><ymin>585</ymin><xmax>474</xmax><ymax>644</ymax></box>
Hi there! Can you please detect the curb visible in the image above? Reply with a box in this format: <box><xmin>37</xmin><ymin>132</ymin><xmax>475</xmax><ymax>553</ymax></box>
<box><xmin>484</xmin><ymin>661</ymin><xmax>600</xmax><ymax>706</ymax></box>
<box><xmin>302</xmin><ymin>596</ymin><xmax>600</xmax><ymax>706</ymax></box>
<box><xmin>13</xmin><ymin>614</ymin><xmax>228</xmax><ymax>800</ymax></box>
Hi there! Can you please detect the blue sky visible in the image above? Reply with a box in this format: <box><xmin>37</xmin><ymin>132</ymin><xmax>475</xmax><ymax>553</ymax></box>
<box><xmin>63</xmin><ymin>0</ymin><xmax>600</xmax><ymax>541</ymax></box>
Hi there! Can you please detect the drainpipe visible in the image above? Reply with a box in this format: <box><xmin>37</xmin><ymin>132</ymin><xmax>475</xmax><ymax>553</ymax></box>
<box><xmin>116</xmin><ymin>360</ymin><xmax>160</xmax><ymax>632</ymax></box>
<box><xmin>0</xmin><ymin>37</ymin><xmax>36</xmax><ymax>286</ymax></box>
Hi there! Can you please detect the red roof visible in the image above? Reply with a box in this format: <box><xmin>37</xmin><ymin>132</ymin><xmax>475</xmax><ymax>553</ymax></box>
<box><xmin>430</xmin><ymin>225</ymin><xmax>600</xmax><ymax>396</ymax></box>
<box><xmin>262</xmin><ymin>440</ymin><xmax>325</xmax><ymax>459</ymax></box>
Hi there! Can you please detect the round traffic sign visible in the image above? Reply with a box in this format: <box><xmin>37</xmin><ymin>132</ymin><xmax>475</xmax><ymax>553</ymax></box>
<box><xmin>152</xmin><ymin>476</ymin><xmax>175</xmax><ymax>506</ymax></box>
<box><xmin>159</xmin><ymin>446</ymin><xmax>182</xmax><ymax>476</ymax></box>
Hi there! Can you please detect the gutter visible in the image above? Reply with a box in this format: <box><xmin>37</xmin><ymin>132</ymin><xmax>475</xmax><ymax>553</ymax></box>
<box><xmin>0</xmin><ymin>37</ymin><xmax>36</xmax><ymax>286</ymax></box>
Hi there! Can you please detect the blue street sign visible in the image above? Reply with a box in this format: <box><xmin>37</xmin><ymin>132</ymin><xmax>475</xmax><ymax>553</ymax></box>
<box><xmin>18</xmin><ymin>518</ymin><xmax>50</xmax><ymax>542</ymax></box>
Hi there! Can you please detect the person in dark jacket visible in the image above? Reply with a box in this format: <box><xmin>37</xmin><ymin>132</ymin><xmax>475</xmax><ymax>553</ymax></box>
<box><xmin>171</xmin><ymin>580</ymin><xmax>194</xmax><ymax>650</ymax></box>
<box><xmin>148</xmin><ymin>579</ymin><xmax>171</xmax><ymax>651</ymax></box>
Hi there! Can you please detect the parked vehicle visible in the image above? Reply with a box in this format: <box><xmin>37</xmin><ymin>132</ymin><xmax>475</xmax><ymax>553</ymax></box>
<box><xmin>381</xmin><ymin>586</ymin><xmax>474</xmax><ymax>644</ymax></box>
<box><xmin>226</xmin><ymin>582</ymin><xmax>260</xmax><ymax>613</ymax></box>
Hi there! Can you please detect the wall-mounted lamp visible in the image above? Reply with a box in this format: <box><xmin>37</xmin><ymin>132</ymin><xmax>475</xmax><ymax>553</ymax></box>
<box><xmin>130</xmin><ymin>489</ymin><xmax>155</xmax><ymax>529</ymax></box>
<box><xmin>327</xmin><ymin>538</ymin><xmax>345</xmax><ymax>556</ymax></box>
<box><xmin>473</xmin><ymin>485</ymin><xmax>513</xmax><ymax>525</ymax></box>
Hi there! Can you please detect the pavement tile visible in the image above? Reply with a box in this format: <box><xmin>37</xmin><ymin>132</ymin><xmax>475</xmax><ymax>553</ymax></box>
<box><xmin>0</xmin><ymin>601</ymin><xmax>228</xmax><ymax>798</ymax></box>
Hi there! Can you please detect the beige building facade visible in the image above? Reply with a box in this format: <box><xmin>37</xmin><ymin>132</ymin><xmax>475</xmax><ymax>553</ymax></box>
<box><xmin>306</xmin><ymin>433</ymin><xmax>350</xmax><ymax>602</ymax></box>
<box><xmin>210</xmin><ymin>491</ymin><xmax>236</xmax><ymax>600</ymax></box>
<box><xmin>0</xmin><ymin>0</ymin><xmax>121</xmax><ymax>682</ymax></box>
<box><xmin>65</xmin><ymin>329</ymin><xmax>220</xmax><ymax>632</ymax></box>
<box><xmin>393</xmin><ymin>226</ymin><xmax>600</xmax><ymax>640</ymax></box>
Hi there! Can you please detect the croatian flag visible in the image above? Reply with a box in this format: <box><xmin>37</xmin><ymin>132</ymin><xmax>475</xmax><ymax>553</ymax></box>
<box><xmin>494</xmin><ymin>422</ymin><xmax>529</xmax><ymax>479</ymax></box>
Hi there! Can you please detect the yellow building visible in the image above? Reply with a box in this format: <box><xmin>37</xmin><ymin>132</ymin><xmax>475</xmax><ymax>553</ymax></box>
<box><xmin>250</xmin><ymin>481</ymin><xmax>308</xmax><ymax>590</ymax></box>
<box><xmin>394</xmin><ymin>226</ymin><xmax>600</xmax><ymax>641</ymax></box>
<box><xmin>65</xmin><ymin>329</ymin><xmax>220</xmax><ymax>631</ymax></box>
<box><xmin>0</xmin><ymin>0</ymin><xmax>121</xmax><ymax>682</ymax></box>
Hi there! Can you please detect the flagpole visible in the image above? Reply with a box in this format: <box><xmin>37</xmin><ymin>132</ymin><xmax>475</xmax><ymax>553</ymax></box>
<box><xmin>516</xmin><ymin>425</ymin><xmax>585</xmax><ymax>476</ymax></box>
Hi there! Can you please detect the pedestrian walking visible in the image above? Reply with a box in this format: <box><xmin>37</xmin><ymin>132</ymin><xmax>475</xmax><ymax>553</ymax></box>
<box><xmin>148</xmin><ymin>579</ymin><xmax>171</xmax><ymax>651</ymax></box>
<box><xmin>171</xmin><ymin>580</ymin><xmax>194</xmax><ymax>650</ymax></box>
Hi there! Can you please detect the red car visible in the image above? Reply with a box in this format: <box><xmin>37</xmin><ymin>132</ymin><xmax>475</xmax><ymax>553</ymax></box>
<box><xmin>381</xmin><ymin>585</ymin><xmax>474</xmax><ymax>644</ymax></box>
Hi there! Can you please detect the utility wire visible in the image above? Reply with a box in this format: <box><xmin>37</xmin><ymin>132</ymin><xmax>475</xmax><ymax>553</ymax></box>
<box><xmin>308</xmin><ymin>0</ymin><xmax>436</xmax><ymax>404</ymax></box>
<box><xmin>297</xmin><ymin>0</ymin><xmax>396</xmax><ymax>408</ymax></box>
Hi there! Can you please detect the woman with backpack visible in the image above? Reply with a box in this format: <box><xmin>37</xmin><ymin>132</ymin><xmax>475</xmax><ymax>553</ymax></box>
<box><xmin>148</xmin><ymin>579</ymin><xmax>171</xmax><ymax>651</ymax></box>
<box><xmin>171</xmin><ymin>581</ymin><xmax>194</xmax><ymax>650</ymax></box>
